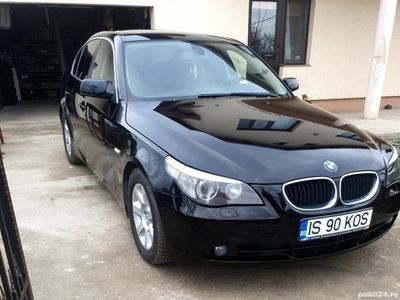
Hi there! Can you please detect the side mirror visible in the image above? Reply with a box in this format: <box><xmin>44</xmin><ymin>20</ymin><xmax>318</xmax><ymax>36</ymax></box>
<box><xmin>80</xmin><ymin>79</ymin><xmax>114</xmax><ymax>98</ymax></box>
<box><xmin>283</xmin><ymin>77</ymin><xmax>299</xmax><ymax>92</ymax></box>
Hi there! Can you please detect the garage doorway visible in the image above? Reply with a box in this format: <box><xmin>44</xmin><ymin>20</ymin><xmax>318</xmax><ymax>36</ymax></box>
<box><xmin>0</xmin><ymin>4</ymin><xmax>151</xmax><ymax>106</ymax></box>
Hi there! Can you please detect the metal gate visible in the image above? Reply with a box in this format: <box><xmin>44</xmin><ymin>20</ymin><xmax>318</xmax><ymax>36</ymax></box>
<box><xmin>0</xmin><ymin>151</ymin><xmax>33</xmax><ymax>299</ymax></box>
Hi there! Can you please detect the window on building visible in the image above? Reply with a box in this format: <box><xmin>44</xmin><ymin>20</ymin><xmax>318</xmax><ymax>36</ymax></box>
<box><xmin>284</xmin><ymin>0</ymin><xmax>311</xmax><ymax>65</ymax></box>
<box><xmin>237</xmin><ymin>117</ymin><xmax>301</xmax><ymax>132</ymax></box>
<box><xmin>249</xmin><ymin>1</ymin><xmax>278</xmax><ymax>59</ymax></box>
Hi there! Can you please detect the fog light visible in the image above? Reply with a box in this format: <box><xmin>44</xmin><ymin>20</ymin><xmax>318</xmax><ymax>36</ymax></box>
<box><xmin>214</xmin><ymin>245</ymin><xmax>228</xmax><ymax>257</ymax></box>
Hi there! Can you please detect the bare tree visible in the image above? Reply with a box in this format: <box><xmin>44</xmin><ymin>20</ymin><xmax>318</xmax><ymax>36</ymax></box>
<box><xmin>250</xmin><ymin>7</ymin><xmax>276</xmax><ymax>58</ymax></box>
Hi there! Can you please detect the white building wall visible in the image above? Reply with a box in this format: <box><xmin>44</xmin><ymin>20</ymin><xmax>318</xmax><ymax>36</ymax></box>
<box><xmin>383</xmin><ymin>2</ymin><xmax>400</xmax><ymax>97</ymax></box>
<box><xmin>153</xmin><ymin>0</ymin><xmax>249</xmax><ymax>43</ymax></box>
<box><xmin>281</xmin><ymin>0</ymin><xmax>400</xmax><ymax>101</ymax></box>
<box><xmin>1</xmin><ymin>0</ymin><xmax>399</xmax><ymax>101</ymax></box>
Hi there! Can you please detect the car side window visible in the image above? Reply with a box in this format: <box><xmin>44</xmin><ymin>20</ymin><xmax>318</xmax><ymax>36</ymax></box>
<box><xmin>89</xmin><ymin>40</ymin><xmax>114</xmax><ymax>83</ymax></box>
<box><xmin>76</xmin><ymin>40</ymin><xmax>99</xmax><ymax>80</ymax></box>
<box><xmin>71</xmin><ymin>48</ymin><xmax>82</xmax><ymax>76</ymax></box>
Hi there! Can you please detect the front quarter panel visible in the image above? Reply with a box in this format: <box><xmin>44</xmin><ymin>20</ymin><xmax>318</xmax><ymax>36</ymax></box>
<box><xmin>108</xmin><ymin>100</ymin><xmax>173</xmax><ymax>209</ymax></box>
<box><xmin>130</xmin><ymin>130</ymin><xmax>172</xmax><ymax>192</ymax></box>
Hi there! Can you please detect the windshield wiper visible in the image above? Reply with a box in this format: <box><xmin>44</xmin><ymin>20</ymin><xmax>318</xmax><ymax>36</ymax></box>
<box><xmin>197</xmin><ymin>92</ymin><xmax>281</xmax><ymax>99</ymax></box>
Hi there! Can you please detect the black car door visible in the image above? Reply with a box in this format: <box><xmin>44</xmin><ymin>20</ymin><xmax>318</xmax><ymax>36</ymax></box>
<box><xmin>80</xmin><ymin>39</ymin><xmax>118</xmax><ymax>185</ymax></box>
<box><xmin>66</xmin><ymin>39</ymin><xmax>99</xmax><ymax>160</ymax></box>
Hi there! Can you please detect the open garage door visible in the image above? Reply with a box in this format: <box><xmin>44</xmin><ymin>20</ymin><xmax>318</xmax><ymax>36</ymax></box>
<box><xmin>0</xmin><ymin>4</ymin><xmax>151</xmax><ymax>106</ymax></box>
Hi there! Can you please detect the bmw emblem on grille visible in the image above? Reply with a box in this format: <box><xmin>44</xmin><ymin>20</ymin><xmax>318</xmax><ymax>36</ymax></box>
<box><xmin>324</xmin><ymin>160</ymin><xmax>338</xmax><ymax>172</ymax></box>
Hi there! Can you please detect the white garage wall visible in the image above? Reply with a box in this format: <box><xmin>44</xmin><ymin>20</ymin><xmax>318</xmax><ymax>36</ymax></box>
<box><xmin>281</xmin><ymin>0</ymin><xmax>400</xmax><ymax>100</ymax></box>
<box><xmin>152</xmin><ymin>0</ymin><xmax>249</xmax><ymax>43</ymax></box>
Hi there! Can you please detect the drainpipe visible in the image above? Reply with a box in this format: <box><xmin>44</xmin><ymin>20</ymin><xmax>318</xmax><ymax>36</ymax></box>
<box><xmin>363</xmin><ymin>0</ymin><xmax>397</xmax><ymax>119</ymax></box>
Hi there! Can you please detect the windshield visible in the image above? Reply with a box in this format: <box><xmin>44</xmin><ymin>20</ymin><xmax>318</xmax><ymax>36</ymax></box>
<box><xmin>124</xmin><ymin>40</ymin><xmax>289</xmax><ymax>100</ymax></box>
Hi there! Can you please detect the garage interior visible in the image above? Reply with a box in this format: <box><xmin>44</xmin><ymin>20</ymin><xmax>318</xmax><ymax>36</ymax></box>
<box><xmin>0</xmin><ymin>4</ymin><xmax>151</xmax><ymax>107</ymax></box>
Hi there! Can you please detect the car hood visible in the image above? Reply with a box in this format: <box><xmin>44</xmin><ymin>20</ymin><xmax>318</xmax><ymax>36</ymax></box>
<box><xmin>125</xmin><ymin>97</ymin><xmax>386</xmax><ymax>184</ymax></box>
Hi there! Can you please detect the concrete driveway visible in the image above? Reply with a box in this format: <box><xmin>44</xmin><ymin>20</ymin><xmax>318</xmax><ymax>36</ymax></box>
<box><xmin>1</xmin><ymin>102</ymin><xmax>399</xmax><ymax>299</ymax></box>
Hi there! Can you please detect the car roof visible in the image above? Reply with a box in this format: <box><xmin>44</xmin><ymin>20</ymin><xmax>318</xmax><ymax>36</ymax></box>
<box><xmin>90</xmin><ymin>30</ymin><xmax>240</xmax><ymax>44</ymax></box>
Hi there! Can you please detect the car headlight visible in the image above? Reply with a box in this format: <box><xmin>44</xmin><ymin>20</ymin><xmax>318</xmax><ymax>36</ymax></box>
<box><xmin>384</xmin><ymin>145</ymin><xmax>399</xmax><ymax>174</ymax></box>
<box><xmin>388</xmin><ymin>146</ymin><xmax>398</xmax><ymax>166</ymax></box>
<box><xmin>165</xmin><ymin>156</ymin><xmax>263</xmax><ymax>206</ymax></box>
<box><xmin>383</xmin><ymin>145</ymin><xmax>400</xmax><ymax>187</ymax></box>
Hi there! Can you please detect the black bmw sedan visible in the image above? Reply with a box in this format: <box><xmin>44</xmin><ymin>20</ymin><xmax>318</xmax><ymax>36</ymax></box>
<box><xmin>60</xmin><ymin>30</ymin><xmax>400</xmax><ymax>264</ymax></box>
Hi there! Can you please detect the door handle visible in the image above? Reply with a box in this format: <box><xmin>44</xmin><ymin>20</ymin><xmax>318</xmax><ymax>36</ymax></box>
<box><xmin>79</xmin><ymin>101</ymin><xmax>87</xmax><ymax>111</ymax></box>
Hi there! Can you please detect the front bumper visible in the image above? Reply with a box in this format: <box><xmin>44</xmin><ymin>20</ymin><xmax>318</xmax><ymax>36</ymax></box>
<box><xmin>154</xmin><ymin>181</ymin><xmax>400</xmax><ymax>262</ymax></box>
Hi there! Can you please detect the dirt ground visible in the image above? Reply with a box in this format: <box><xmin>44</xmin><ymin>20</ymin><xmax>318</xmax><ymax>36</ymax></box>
<box><xmin>1</xmin><ymin>101</ymin><xmax>399</xmax><ymax>299</ymax></box>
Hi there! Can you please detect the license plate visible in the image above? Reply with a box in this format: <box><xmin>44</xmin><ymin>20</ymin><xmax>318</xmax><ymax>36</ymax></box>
<box><xmin>298</xmin><ymin>209</ymin><xmax>373</xmax><ymax>242</ymax></box>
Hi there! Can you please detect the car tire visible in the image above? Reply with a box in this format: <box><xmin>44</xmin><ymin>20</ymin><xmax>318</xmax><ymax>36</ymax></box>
<box><xmin>62</xmin><ymin>115</ymin><xmax>83</xmax><ymax>165</ymax></box>
<box><xmin>127</xmin><ymin>169</ymin><xmax>170</xmax><ymax>265</ymax></box>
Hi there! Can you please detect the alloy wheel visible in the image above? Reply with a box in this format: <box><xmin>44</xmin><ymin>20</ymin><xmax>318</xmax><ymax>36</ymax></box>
<box><xmin>64</xmin><ymin>120</ymin><xmax>72</xmax><ymax>157</ymax></box>
<box><xmin>131</xmin><ymin>183</ymin><xmax>154</xmax><ymax>250</ymax></box>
